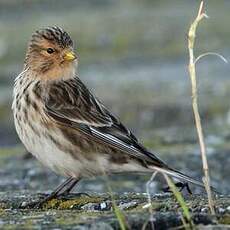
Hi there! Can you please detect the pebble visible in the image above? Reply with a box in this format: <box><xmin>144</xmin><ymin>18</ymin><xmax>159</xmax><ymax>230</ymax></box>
<box><xmin>20</xmin><ymin>201</ymin><xmax>27</xmax><ymax>208</ymax></box>
<box><xmin>142</xmin><ymin>203</ymin><xmax>151</xmax><ymax>209</ymax></box>
<box><xmin>201</xmin><ymin>207</ymin><xmax>208</xmax><ymax>213</ymax></box>
<box><xmin>100</xmin><ymin>202</ymin><xmax>107</xmax><ymax>210</ymax></box>
<box><xmin>119</xmin><ymin>201</ymin><xmax>137</xmax><ymax>210</ymax></box>
<box><xmin>218</xmin><ymin>207</ymin><xmax>225</xmax><ymax>214</ymax></box>
<box><xmin>81</xmin><ymin>202</ymin><xmax>112</xmax><ymax>211</ymax></box>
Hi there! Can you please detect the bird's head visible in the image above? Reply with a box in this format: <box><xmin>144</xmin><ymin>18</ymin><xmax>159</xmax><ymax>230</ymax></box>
<box><xmin>24</xmin><ymin>26</ymin><xmax>77</xmax><ymax>81</ymax></box>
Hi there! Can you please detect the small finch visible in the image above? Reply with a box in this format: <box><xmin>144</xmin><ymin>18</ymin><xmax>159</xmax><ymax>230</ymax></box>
<box><xmin>12</xmin><ymin>27</ymin><xmax>207</xmax><ymax>204</ymax></box>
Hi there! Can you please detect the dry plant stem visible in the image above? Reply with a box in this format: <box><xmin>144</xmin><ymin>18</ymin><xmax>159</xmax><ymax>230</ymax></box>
<box><xmin>188</xmin><ymin>1</ymin><xmax>215</xmax><ymax>215</ymax></box>
<box><xmin>195</xmin><ymin>52</ymin><xmax>228</xmax><ymax>64</ymax></box>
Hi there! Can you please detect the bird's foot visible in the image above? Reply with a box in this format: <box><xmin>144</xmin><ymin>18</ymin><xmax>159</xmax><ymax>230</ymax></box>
<box><xmin>24</xmin><ymin>192</ymin><xmax>90</xmax><ymax>209</ymax></box>
<box><xmin>163</xmin><ymin>182</ymin><xmax>192</xmax><ymax>194</ymax></box>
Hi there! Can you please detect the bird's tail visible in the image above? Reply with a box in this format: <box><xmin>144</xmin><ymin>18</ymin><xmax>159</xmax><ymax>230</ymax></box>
<box><xmin>149</xmin><ymin>165</ymin><xmax>218</xmax><ymax>193</ymax></box>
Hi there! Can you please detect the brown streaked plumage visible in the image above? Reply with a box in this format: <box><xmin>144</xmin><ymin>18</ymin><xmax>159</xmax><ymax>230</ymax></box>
<box><xmin>12</xmin><ymin>26</ymin><xmax>211</xmax><ymax>205</ymax></box>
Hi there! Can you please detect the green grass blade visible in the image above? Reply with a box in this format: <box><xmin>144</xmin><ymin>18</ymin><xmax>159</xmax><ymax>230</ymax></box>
<box><xmin>163</xmin><ymin>174</ymin><xmax>194</xmax><ymax>228</ymax></box>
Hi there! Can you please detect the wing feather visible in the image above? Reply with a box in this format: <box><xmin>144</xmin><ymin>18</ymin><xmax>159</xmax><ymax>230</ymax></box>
<box><xmin>45</xmin><ymin>78</ymin><xmax>112</xmax><ymax>127</ymax></box>
<box><xmin>45</xmin><ymin>77</ymin><xmax>168</xmax><ymax>167</ymax></box>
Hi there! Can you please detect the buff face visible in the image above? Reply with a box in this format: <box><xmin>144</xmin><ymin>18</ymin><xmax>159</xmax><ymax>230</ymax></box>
<box><xmin>24</xmin><ymin>27</ymin><xmax>77</xmax><ymax>80</ymax></box>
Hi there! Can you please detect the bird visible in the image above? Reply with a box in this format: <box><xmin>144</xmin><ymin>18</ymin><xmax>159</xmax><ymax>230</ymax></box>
<box><xmin>12</xmin><ymin>26</ymin><xmax>208</xmax><ymax>205</ymax></box>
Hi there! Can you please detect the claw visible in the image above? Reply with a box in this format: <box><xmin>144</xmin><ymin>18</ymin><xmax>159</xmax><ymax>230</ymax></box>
<box><xmin>163</xmin><ymin>182</ymin><xmax>193</xmax><ymax>194</ymax></box>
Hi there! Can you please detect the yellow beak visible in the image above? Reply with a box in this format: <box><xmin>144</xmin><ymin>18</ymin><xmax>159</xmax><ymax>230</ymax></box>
<box><xmin>63</xmin><ymin>51</ymin><xmax>76</xmax><ymax>61</ymax></box>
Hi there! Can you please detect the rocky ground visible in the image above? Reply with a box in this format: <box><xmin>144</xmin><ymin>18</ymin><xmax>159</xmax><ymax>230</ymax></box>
<box><xmin>0</xmin><ymin>191</ymin><xmax>229</xmax><ymax>230</ymax></box>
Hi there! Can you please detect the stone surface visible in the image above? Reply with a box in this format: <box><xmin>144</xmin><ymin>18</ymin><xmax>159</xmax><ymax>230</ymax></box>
<box><xmin>0</xmin><ymin>191</ymin><xmax>229</xmax><ymax>229</ymax></box>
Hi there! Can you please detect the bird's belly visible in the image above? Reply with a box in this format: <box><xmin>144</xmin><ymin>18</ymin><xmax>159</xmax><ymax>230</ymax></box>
<box><xmin>14</xmin><ymin>113</ymin><xmax>150</xmax><ymax>178</ymax></box>
<box><xmin>14</xmin><ymin>118</ymin><xmax>82</xmax><ymax>177</ymax></box>
<box><xmin>26</xmin><ymin>134</ymin><xmax>82</xmax><ymax>177</ymax></box>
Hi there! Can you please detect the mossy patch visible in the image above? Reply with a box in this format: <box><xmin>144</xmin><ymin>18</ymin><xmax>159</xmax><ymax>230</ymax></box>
<box><xmin>219</xmin><ymin>215</ymin><xmax>230</xmax><ymax>225</ymax></box>
<box><xmin>43</xmin><ymin>195</ymin><xmax>105</xmax><ymax>210</ymax></box>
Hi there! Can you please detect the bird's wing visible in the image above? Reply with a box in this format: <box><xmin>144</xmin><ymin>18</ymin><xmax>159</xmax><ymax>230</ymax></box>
<box><xmin>45</xmin><ymin>77</ymin><xmax>168</xmax><ymax>167</ymax></box>
<box><xmin>45</xmin><ymin>78</ymin><xmax>112</xmax><ymax>127</ymax></box>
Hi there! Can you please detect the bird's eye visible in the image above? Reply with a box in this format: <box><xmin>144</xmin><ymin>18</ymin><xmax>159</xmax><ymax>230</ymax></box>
<box><xmin>46</xmin><ymin>48</ymin><xmax>54</xmax><ymax>54</ymax></box>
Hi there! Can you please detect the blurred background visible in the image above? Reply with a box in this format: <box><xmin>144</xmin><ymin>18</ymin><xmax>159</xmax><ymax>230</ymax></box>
<box><xmin>0</xmin><ymin>0</ymin><xmax>229</xmax><ymax>195</ymax></box>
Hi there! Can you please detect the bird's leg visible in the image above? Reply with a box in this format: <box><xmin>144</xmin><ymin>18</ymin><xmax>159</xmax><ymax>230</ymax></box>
<box><xmin>180</xmin><ymin>182</ymin><xmax>192</xmax><ymax>194</ymax></box>
<box><xmin>57</xmin><ymin>178</ymin><xmax>79</xmax><ymax>196</ymax></box>
<box><xmin>30</xmin><ymin>177</ymin><xmax>80</xmax><ymax>209</ymax></box>
<box><xmin>57</xmin><ymin>178</ymin><xmax>90</xmax><ymax>199</ymax></box>
<box><xmin>163</xmin><ymin>182</ymin><xmax>193</xmax><ymax>194</ymax></box>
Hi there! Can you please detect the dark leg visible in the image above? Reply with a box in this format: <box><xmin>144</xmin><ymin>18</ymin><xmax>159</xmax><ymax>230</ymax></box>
<box><xmin>33</xmin><ymin>177</ymin><xmax>80</xmax><ymax>208</ymax></box>
<box><xmin>49</xmin><ymin>177</ymin><xmax>75</xmax><ymax>197</ymax></box>
<box><xmin>163</xmin><ymin>182</ymin><xmax>192</xmax><ymax>194</ymax></box>
<box><xmin>179</xmin><ymin>182</ymin><xmax>192</xmax><ymax>194</ymax></box>
<box><xmin>57</xmin><ymin>178</ymin><xmax>90</xmax><ymax>199</ymax></box>
<box><xmin>61</xmin><ymin>179</ymin><xmax>80</xmax><ymax>195</ymax></box>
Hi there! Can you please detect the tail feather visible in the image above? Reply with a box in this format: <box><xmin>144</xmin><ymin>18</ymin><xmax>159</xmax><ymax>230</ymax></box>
<box><xmin>150</xmin><ymin>165</ymin><xmax>218</xmax><ymax>193</ymax></box>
